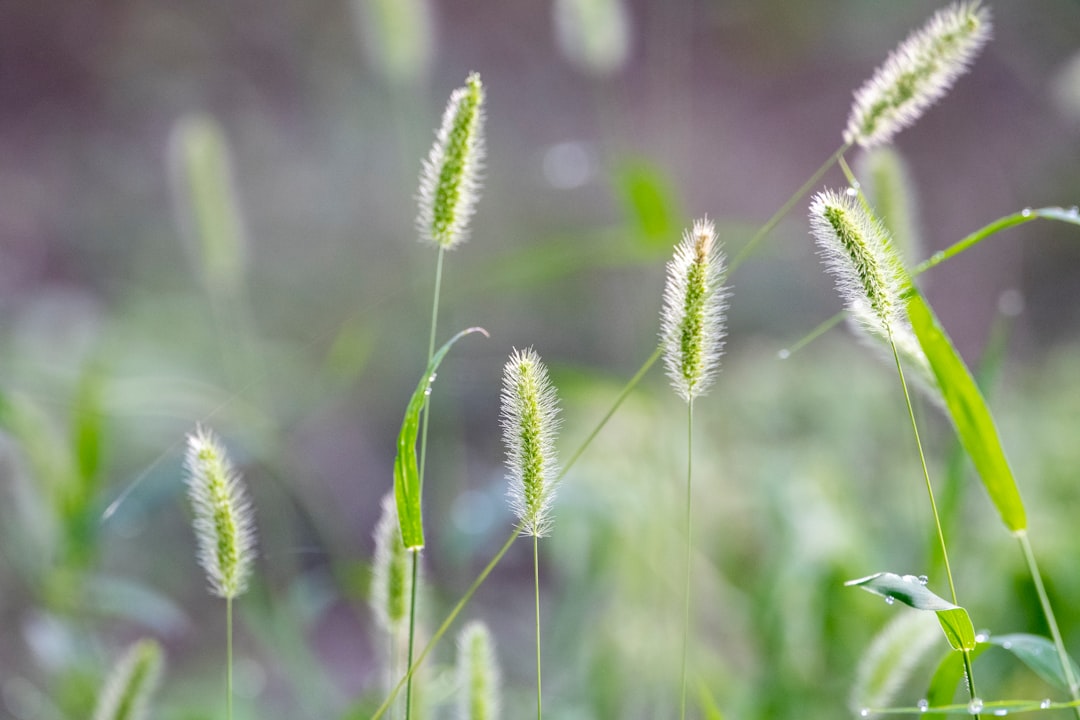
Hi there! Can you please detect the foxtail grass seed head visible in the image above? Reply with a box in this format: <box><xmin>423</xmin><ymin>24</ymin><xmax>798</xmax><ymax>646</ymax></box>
<box><xmin>417</xmin><ymin>72</ymin><xmax>486</xmax><ymax>249</ymax></box>
<box><xmin>844</xmin><ymin>2</ymin><xmax>991</xmax><ymax>148</ymax></box>
<box><xmin>456</xmin><ymin>621</ymin><xmax>502</xmax><ymax>720</ymax></box>
<box><xmin>501</xmin><ymin>348</ymin><xmax>561</xmax><ymax>538</ymax></box>
<box><xmin>370</xmin><ymin>491</ymin><xmax>412</xmax><ymax>635</ymax></box>
<box><xmin>92</xmin><ymin>639</ymin><xmax>164</xmax><ymax>720</ymax></box>
<box><xmin>809</xmin><ymin>190</ymin><xmax>906</xmax><ymax>333</ymax></box>
<box><xmin>184</xmin><ymin>425</ymin><xmax>256</xmax><ymax>600</ymax></box>
<box><xmin>660</xmin><ymin>217</ymin><xmax>728</xmax><ymax>403</ymax></box>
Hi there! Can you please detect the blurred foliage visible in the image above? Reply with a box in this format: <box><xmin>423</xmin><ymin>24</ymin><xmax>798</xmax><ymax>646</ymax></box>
<box><xmin>1</xmin><ymin>1</ymin><xmax>1079</xmax><ymax>719</ymax></box>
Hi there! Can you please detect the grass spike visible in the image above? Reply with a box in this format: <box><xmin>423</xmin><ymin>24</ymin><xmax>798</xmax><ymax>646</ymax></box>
<box><xmin>92</xmin><ymin>639</ymin><xmax>164</xmax><ymax>720</ymax></box>
<box><xmin>456</xmin><ymin>621</ymin><xmax>501</xmax><ymax>720</ymax></box>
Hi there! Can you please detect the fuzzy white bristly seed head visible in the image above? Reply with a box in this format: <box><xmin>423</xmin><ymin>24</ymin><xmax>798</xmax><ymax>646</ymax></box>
<box><xmin>501</xmin><ymin>348</ymin><xmax>561</xmax><ymax>537</ymax></box>
<box><xmin>844</xmin><ymin>2</ymin><xmax>991</xmax><ymax>148</ymax></box>
<box><xmin>660</xmin><ymin>217</ymin><xmax>728</xmax><ymax>403</ymax></box>
<box><xmin>417</xmin><ymin>72</ymin><xmax>486</xmax><ymax>249</ymax></box>
<box><xmin>370</xmin><ymin>492</ymin><xmax>412</xmax><ymax>635</ymax></box>
<box><xmin>184</xmin><ymin>425</ymin><xmax>256</xmax><ymax>600</ymax></box>
<box><xmin>809</xmin><ymin>190</ymin><xmax>906</xmax><ymax>333</ymax></box>
<box><xmin>92</xmin><ymin>639</ymin><xmax>164</xmax><ymax>720</ymax></box>
<box><xmin>456</xmin><ymin>621</ymin><xmax>501</xmax><ymax>720</ymax></box>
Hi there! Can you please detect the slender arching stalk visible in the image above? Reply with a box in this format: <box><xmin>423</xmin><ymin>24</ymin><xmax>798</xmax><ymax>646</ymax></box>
<box><xmin>226</xmin><ymin>596</ymin><xmax>234</xmax><ymax>720</ymax></box>
<box><xmin>678</xmin><ymin>399</ymin><xmax>694</xmax><ymax>720</ymax></box>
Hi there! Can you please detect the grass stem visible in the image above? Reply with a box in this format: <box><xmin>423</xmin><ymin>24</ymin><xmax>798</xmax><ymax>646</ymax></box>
<box><xmin>403</xmin><ymin>551</ymin><xmax>420</xmax><ymax>720</ymax></box>
<box><xmin>1017</xmin><ymin>531</ymin><xmax>1080</xmax><ymax>720</ymax></box>
<box><xmin>227</xmin><ymin>595</ymin><xmax>234</xmax><ymax>720</ymax></box>
<box><xmin>534</xmin><ymin>534</ymin><xmax>543</xmax><ymax>720</ymax></box>
<box><xmin>728</xmin><ymin>142</ymin><xmax>850</xmax><ymax>276</ymax></box>
<box><xmin>679</xmin><ymin>400</ymin><xmax>694</xmax><ymax>720</ymax></box>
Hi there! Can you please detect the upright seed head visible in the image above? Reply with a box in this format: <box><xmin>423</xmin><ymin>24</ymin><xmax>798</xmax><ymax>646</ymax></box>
<box><xmin>370</xmin><ymin>491</ymin><xmax>413</xmax><ymax>635</ymax></box>
<box><xmin>456</xmin><ymin>621</ymin><xmax>502</xmax><ymax>720</ymax></box>
<box><xmin>659</xmin><ymin>217</ymin><xmax>728</xmax><ymax>403</ymax></box>
<box><xmin>844</xmin><ymin>2</ymin><xmax>992</xmax><ymax>148</ymax></box>
<box><xmin>92</xmin><ymin>639</ymin><xmax>164</xmax><ymax>720</ymax></box>
<box><xmin>501</xmin><ymin>348</ymin><xmax>561</xmax><ymax>538</ymax></box>
<box><xmin>417</xmin><ymin>72</ymin><xmax>486</xmax><ymax>249</ymax></box>
<box><xmin>184</xmin><ymin>425</ymin><xmax>256</xmax><ymax>600</ymax></box>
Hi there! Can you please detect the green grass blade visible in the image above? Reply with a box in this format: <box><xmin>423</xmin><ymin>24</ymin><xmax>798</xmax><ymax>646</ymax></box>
<box><xmin>990</xmin><ymin>634</ymin><xmax>1080</xmax><ymax>692</ymax></box>
<box><xmin>907</xmin><ymin>289</ymin><xmax>1027</xmax><ymax>532</ymax></box>
<box><xmin>394</xmin><ymin>327</ymin><xmax>488</xmax><ymax>550</ymax></box>
<box><xmin>845</xmin><ymin>572</ymin><xmax>976</xmax><ymax>651</ymax></box>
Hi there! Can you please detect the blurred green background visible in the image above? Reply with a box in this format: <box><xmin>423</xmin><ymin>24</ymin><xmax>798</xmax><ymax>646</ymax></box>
<box><xmin>2</xmin><ymin>0</ymin><xmax>1080</xmax><ymax>718</ymax></box>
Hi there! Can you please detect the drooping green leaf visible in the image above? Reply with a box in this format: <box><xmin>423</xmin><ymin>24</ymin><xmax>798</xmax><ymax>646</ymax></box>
<box><xmin>394</xmin><ymin>327</ymin><xmax>488</xmax><ymax>550</ymax></box>
<box><xmin>845</xmin><ymin>572</ymin><xmax>976</xmax><ymax>651</ymax></box>
<box><xmin>990</xmin><ymin>633</ymin><xmax>1080</xmax><ymax>692</ymax></box>
<box><xmin>907</xmin><ymin>289</ymin><xmax>1027</xmax><ymax>532</ymax></box>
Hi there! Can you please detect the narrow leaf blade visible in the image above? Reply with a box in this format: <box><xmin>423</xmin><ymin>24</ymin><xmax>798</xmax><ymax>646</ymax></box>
<box><xmin>393</xmin><ymin>327</ymin><xmax>488</xmax><ymax>550</ymax></box>
<box><xmin>907</xmin><ymin>289</ymin><xmax>1027</xmax><ymax>532</ymax></box>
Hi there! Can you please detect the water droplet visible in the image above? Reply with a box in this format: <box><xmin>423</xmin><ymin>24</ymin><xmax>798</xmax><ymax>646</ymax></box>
<box><xmin>918</xmin><ymin>575</ymin><xmax>929</xmax><ymax>585</ymax></box>
<box><xmin>423</xmin><ymin>387</ymin><xmax>432</xmax><ymax>396</ymax></box>
<box><xmin>860</xmin><ymin>709</ymin><xmax>871</xmax><ymax>718</ymax></box>
<box><xmin>1021</xmin><ymin>207</ymin><xmax>1032</xmax><ymax>218</ymax></box>
<box><xmin>1041</xmin><ymin>699</ymin><xmax>1052</xmax><ymax>709</ymax></box>
<box><xmin>884</xmin><ymin>596</ymin><xmax>895</xmax><ymax>605</ymax></box>
<box><xmin>846</xmin><ymin>187</ymin><xmax>859</xmax><ymax>197</ymax></box>
<box><xmin>931</xmin><ymin>251</ymin><xmax>945</xmax><ymax>264</ymax></box>
<box><xmin>1002</xmin><ymin>640</ymin><xmax>1012</xmax><ymax>650</ymax></box>
<box><xmin>968</xmin><ymin>697</ymin><xmax>984</xmax><ymax>714</ymax></box>
<box><xmin>778</xmin><ymin>349</ymin><xmax>791</xmax><ymax>360</ymax></box>
<box><xmin>1069</xmin><ymin>206</ymin><xmax>1079</xmax><ymax>216</ymax></box>
<box><xmin>975</xmin><ymin>632</ymin><xmax>989</xmax><ymax>644</ymax></box>
<box><xmin>429</xmin><ymin>373</ymin><xmax>438</xmax><ymax>383</ymax></box>
<box><xmin>917</xmin><ymin>699</ymin><xmax>930</xmax><ymax>712</ymax></box>
<box><xmin>993</xmin><ymin>709</ymin><xmax>1008</xmax><ymax>717</ymax></box>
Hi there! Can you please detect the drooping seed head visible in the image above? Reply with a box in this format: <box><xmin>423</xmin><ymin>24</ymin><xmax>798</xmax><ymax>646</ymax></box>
<box><xmin>417</xmin><ymin>72</ymin><xmax>486</xmax><ymax>249</ymax></box>
<box><xmin>844</xmin><ymin>2</ymin><xmax>991</xmax><ymax>148</ymax></box>
<box><xmin>501</xmin><ymin>348</ymin><xmax>561</xmax><ymax>538</ymax></box>
<box><xmin>370</xmin><ymin>491</ymin><xmax>413</xmax><ymax>635</ymax></box>
<box><xmin>809</xmin><ymin>190</ymin><xmax>907</xmax><ymax>333</ymax></box>
<box><xmin>456</xmin><ymin>621</ymin><xmax>501</xmax><ymax>720</ymax></box>
<box><xmin>659</xmin><ymin>217</ymin><xmax>728</xmax><ymax>403</ymax></box>
<box><xmin>184</xmin><ymin>425</ymin><xmax>256</xmax><ymax>600</ymax></box>
<box><xmin>92</xmin><ymin>639</ymin><xmax>164</xmax><ymax>720</ymax></box>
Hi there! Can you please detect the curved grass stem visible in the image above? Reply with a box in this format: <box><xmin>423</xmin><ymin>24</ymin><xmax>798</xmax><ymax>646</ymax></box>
<box><xmin>534</xmin><ymin>534</ymin><xmax>543</xmax><ymax>720</ymax></box>
<box><xmin>227</xmin><ymin>596</ymin><xmax>234</xmax><ymax>720</ymax></box>
<box><xmin>1017</xmin><ymin>532</ymin><xmax>1080</xmax><ymax>720</ymax></box>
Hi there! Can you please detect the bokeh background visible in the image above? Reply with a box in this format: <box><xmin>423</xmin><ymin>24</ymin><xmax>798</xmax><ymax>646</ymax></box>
<box><xmin>2</xmin><ymin>0</ymin><xmax>1080</xmax><ymax>718</ymax></box>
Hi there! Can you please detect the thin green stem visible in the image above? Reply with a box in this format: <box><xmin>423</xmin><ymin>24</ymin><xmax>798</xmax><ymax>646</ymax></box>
<box><xmin>405</xmin><ymin>247</ymin><xmax>445</xmax><ymax>720</ymax></box>
<box><xmin>404</xmin><ymin>550</ymin><xmax>420</xmax><ymax>720</ymax></box>
<box><xmin>371</xmin><ymin>528</ymin><xmax>521</xmax><ymax>720</ymax></box>
<box><xmin>534</xmin><ymin>533</ymin><xmax>543</xmax><ymax>720</ymax></box>
<box><xmin>1017</xmin><ymin>531</ymin><xmax>1080</xmax><ymax>719</ymax></box>
<box><xmin>728</xmin><ymin>142</ymin><xmax>850</xmax><ymax>275</ymax></box>
<box><xmin>226</xmin><ymin>596</ymin><xmax>234</xmax><ymax>720</ymax></box>
<box><xmin>679</xmin><ymin>399</ymin><xmax>694</xmax><ymax>720</ymax></box>
<box><xmin>888</xmin><ymin>332</ymin><xmax>979</xmax><ymax>714</ymax></box>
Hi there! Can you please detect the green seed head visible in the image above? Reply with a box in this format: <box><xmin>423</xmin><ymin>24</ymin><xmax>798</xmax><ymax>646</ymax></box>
<box><xmin>659</xmin><ymin>217</ymin><xmax>728</xmax><ymax>403</ymax></box>
<box><xmin>184</xmin><ymin>425</ymin><xmax>256</xmax><ymax>600</ymax></box>
<box><xmin>418</xmin><ymin>72</ymin><xmax>486</xmax><ymax>249</ymax></box>
<box><xmin>456</xmin><ymin>621</ymin><xmax>501</xmax><ymax>720</ymax></box>
<box><xmin>92</xmin><ymin>639</ymin><xmax>164</xmax><ymax>720</ymax></box>
<box><xmin>844</xmin><ymin>2</ymin><xmax>991</xmax><ymax>148</ymax></box>
<box><xmin>370</xmin><ymin>491</ymin><xmax>413</xmax><ymax>635</ymax></box>
<box><xmin>501</xmin><ymin>348</ymin><xmax>561</xmax><ymax>537</ymax></box>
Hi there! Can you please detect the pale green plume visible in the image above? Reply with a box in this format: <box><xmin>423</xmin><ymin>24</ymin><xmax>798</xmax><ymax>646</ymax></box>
<box><xmin>184</xmin><ymin>425</ymin><xmax>257</xmax><ymax>599</ymax></box>
<box><xmin>370</xmin><ymin>491</ymin><xmax>413</xmax><ymax>635</ymax></box>
<box><xmin>417</xmin><ymin>73</ymin><xmax>486</xmax><ymax>249</ymax></box>
<box><xmin>92</xmin><ymin>639</ymin><xmax>164</xmax><ymax>720</ymax></box>
<box><xmin>809</xmin><ymin>190</ymin><xmax>939</xmax><ymax>398</ymax></box>
<box><xmin>845</xmin><ymin>2</ymin><xmax>991</xmax><ymax>148</ymax></box>
<box><xmin>553</xmin><ymin>0</ymin><xmax>632</xmax><ymax>77</ymax></box>
<box><xmin>456</xmin><ymin>621</ymin><xmax>502</xmax><ymax>720</ymax></box>
<box><xmin>501</xmin><ymin>348</ymin><xmax>561</xmax><ymax>537</ymax></box>
<box><xmin>352</xmin><ymin>0</ymin><xmax>434</xmax><ymax>86</ymax></box>
<box><xmin>659</xmin><ymin>217</ymin><xmax>728</xmax><ymax>403</ymax></box>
